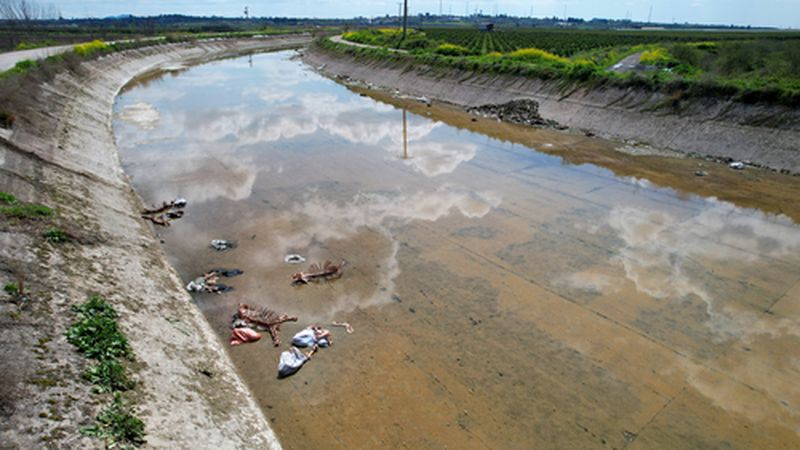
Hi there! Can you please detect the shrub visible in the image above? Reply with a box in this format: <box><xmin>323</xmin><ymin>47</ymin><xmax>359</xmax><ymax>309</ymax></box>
<box><xmin>434</xmin><ymin>43</ymin><xmax>471</xmax><ymax>56</ymax></box>
<box><xmin>691</xmin><ymin>41</ymin><xmax>718</xmax><ymax>51</ymax></box>
<box><xmin>670</xmin><ymin>44</ymin><xmax>701</xmax><ymax>67</ymax></box>
<box><xmin>508</xmin><ymin>48</ymin><xmax>569</xmax><ymax>66</ymax></box>
<box><xmin>640</xmin><ymin>47</ymin><xmax>672</xmax><ymax>67</ymax></box>
<box><xmin>567</xmin><ymin>60</ymin><xmax>600</xmax><ymax>81</ymax></box>
<box><xmin>715</xmin><ymin>42</ymin><xmax>759</xmax><ymax>75</ymax></box>
<box><xmin>74</xmin><ymin>40</ymin><xmax>110</xmax><ymax>57</ymax></box>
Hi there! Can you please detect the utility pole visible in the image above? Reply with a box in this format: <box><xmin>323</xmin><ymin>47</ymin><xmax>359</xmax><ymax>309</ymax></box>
<box><xmin>402</xmin><ymin>0</ymin><xmax>408</xmax><ymax>39</ymax></box>
<box><xmin>244</xmin><ymin>6</ymin><xmax>249</xmax><ymax>19</ymax></box>
<box><xmin>439</xmin><ymin>0</ymin><xmax>442</xmax><ymax>15</ymax></box>
<box><xmin>397</xmin><ymin>2</ymin><xmax>402</xmax><ymax>25</ymax></box>
<box><xmin>648</xmin><ymin>5</ymin><xmax>653</xmax><ymax>23</ymax></box>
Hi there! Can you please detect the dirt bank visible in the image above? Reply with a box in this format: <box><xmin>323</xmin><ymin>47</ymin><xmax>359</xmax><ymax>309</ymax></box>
<box><xmin>304</xmin><ymin>44</ymin><xmax>800</xmax><ymax>174</ymax></box>
<box><xmin>0</xmin><ymin>35</ymin><xmax>309</xmax><ymax>448</ymax></box>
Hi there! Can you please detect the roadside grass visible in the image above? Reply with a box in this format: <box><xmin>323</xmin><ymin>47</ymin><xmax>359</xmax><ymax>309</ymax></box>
<box><xmin>342</xmin><ymin>28</ymin><xmax>436</xmax><ymax>52</ymax></box>
<box><xmin>67</xmin><ymin>295</ymin><xmax>143</xmax><ymax>447</ymax></box>
<box><xmin>73</xmin><ymin>40</ymin><xmax>110</xmax><ymax>57</ymax></box>
<box><xmin>15</xmin><ymin>40</ymin><xmax>58</xmax><ymax>50</ymax></box>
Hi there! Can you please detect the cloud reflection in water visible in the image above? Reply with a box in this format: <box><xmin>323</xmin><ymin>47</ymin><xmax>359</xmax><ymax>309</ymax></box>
<box><xmin>605</xmin><ymin>198</ymin><xmax>800</xmax><ymax>340</ymax></box>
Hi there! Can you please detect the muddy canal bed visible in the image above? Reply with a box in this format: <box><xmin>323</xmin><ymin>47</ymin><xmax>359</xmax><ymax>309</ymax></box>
<box><xmin>114</xmin><ymin>51</ymin><xmax>800</xmax><ymax>449</ymax></box>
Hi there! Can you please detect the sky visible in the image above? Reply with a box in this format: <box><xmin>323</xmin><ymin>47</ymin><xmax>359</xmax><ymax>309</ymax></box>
<box><xmin>54</xmin><ymin>0</ymin><xmax>799</xmax><ymax>28</ymax></box>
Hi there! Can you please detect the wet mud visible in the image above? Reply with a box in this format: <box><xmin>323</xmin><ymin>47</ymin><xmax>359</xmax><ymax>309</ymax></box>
<box><xmin>114</xmin><ymin>51</ymin><xmax>800</xmax><ymax>449</ymax></box>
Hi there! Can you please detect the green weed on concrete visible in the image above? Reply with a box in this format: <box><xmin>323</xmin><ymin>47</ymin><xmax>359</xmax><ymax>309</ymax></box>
<box><xmin>68</xmin><ymin>296</ymin><xmax>144</xmax><ymax>446</ymax></box>
<box><xmin>0</xmin><ymin>191</ymin><xmax>53</xmax><ymax>219</ymax></box>
<box><xmin>44</xmin><ymin>227</ymin><xmax>69</xmax><ymax>243</ymax></box>
<box><xmin>81</xmin><ymin>393</ymin><xmax>145</xmax><ymax>449</ymax></box>
<box><xmin>66</xmin><ymin>296</ymin><xmax>132</xmax><ymax>361</ymax></box>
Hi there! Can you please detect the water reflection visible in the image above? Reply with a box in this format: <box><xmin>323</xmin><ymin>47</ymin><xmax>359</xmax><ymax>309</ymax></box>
<box><xmin>276</xmin><ymin>186</ymin><xmax>500</xmax><ymax>318</ymax></box>
<box><xmin>604</xmin><ymin>199</ymin><xmax>800</xmax><ymax>340</ymax></box>
<box><xmin>114</xmin><ymin>51</ymin><xmax>800</xmax><ymax>449</ymax></box>
<box><xmin>394</xmin><ymin>107</ymin><xmax>477</xmax><ymax>176</ymax></box>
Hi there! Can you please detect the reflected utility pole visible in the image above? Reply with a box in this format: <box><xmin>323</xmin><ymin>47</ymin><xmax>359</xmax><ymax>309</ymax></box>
<box><xmin>402</xmin><ymin>109</ymin><xmax>409</xmax><ymax>160</ymax></box>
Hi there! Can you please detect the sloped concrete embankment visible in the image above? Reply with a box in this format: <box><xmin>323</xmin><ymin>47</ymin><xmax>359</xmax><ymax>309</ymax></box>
<box><xmin>304</xmin><ymin>46</ymin><xmax>800</xmax><ymax>173</ymax></box>
<box><xmin>0</xmin><ymin>35</ymin><xmax>310</xmax><ymax>448</ymax></box>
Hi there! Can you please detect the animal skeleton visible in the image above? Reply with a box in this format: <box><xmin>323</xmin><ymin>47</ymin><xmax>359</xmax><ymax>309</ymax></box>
<box><xmin>236</xmin><ymin>304</ymin><xmax>298</xmax><ymax>346</ymax></box>
<box><xmin>292</xmin><ymin>260</ymin><xmax>346</xmax><ymax>285</ymax></box>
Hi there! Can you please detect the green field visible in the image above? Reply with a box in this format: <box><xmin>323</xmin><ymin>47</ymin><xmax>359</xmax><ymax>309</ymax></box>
<box><xmin>335</xmin><ymin>27</ymin><xmax>800</xmax><ymax>106</ymax></box>
<box><xmin>422</xmin><ymin>28</ymin><xmax>800</xmax><ymax>56</ymax></box>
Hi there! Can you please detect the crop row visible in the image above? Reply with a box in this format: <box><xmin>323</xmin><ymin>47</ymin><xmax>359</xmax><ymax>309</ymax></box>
<box><xmin>422</xmin><ymin>28</ymin><xmax>800</xmax><ymax>56</ymax></box>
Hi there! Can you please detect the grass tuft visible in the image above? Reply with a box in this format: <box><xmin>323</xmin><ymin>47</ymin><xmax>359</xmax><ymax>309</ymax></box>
<box><xmin>44</xmin><ymin>227</ymin><xmax>69</xmax><ymax>243</ymax></box>
<box><xmin>3</xmin><ymin>282</ymin><xmax>18</xmax><ymax>296</ymax></box>
<box><xmin>81</xmin><ymin>393</ymin><xmax>145</xmax><ymax>448</ymax></box>
<box><xmin>0</xmin><ymin>192</ymin><xmax>54</xmax><ymax>219</ymax></box>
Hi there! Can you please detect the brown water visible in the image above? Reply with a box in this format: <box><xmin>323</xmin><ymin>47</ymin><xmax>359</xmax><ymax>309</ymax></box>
<box><xmin>114</xmin><ymin>51</ymin><xmax>800</xmax><ymax>449</ymax></box>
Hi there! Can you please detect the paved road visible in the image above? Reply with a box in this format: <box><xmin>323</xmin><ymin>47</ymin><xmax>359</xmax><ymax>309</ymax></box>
<box><xmin>0</xmin><ymin>44</ymin><xmax>75</xmax><ymax>72</ymax></box>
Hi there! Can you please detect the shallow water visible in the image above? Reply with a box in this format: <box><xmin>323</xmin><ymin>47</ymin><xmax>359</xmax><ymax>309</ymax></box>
<box><xmin>114</xmin><ymin>51</ymin><xmax>800</xmax><ymax>449</ymax></box>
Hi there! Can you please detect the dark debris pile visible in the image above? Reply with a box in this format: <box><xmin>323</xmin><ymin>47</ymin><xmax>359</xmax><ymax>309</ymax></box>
<box><xmin>467</xmin><ymin>99</ymin><xmax>566</xmax><ymax>130</ymax></box>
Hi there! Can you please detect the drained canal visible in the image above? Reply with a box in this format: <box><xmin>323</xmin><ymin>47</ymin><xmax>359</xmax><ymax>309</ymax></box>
<box><xmin>114</xmin><ymin>51</ymin><xmax>800</xmax><ymax>449</ymax></box>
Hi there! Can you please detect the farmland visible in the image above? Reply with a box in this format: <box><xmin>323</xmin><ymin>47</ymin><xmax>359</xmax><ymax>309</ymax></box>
<box><xmin>421</xmin><ymin>28</ymin><xmax>800</xmax><ymax>57</ymax></box>
<box><xmin>335</xmin><ymin>27</ymin><xmax>800</xmax><ymax>105</ymax></box>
